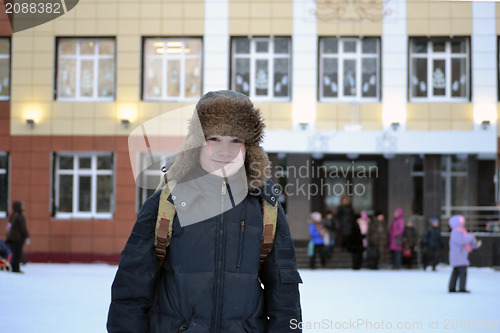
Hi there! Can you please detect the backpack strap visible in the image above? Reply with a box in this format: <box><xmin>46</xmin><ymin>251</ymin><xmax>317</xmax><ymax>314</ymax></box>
<box><xmin>258</xmin><ymin>198</ymin><xmax>278</xmax><ymax>274</ymax></box>
<box><xmin>155</xmin><ymin>181</ymin><xmax>176</xmax><ymax>268</ymax></box>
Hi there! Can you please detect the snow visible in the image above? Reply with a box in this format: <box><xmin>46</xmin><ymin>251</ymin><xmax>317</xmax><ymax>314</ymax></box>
<box><xmin>0</xmin><ymin>264</ymin><xmax>499</xmax><ymax>333</ymax></box>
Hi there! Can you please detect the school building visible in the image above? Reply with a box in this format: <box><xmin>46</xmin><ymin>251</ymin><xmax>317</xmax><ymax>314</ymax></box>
<box><xmin>0</xmin><ymin>0</ymin><xmax>499</xmax><ymax>266</ymax></box>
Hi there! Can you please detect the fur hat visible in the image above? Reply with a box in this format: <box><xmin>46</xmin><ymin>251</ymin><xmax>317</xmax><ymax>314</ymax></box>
<box><xmin>166</xmin><ymin>90</ymin><xmax>270</xmax><ymax>190</ymax></box>
<box><xmin>196</xmin><ymin>90</ymin><xmax>265</xmax><ymax>146</ymax></box>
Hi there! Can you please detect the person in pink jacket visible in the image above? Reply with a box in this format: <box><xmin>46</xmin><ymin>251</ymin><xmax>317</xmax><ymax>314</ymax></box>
<box><xmin>388</xmin><ymin>208</ymin><xmax>405</xmax><ymax>269</ymax></box>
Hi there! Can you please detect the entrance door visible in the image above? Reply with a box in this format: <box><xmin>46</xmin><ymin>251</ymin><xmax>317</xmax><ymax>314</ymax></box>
<box><xmin>323</xmin><ymin>161</ymin><xmax>377</xmax><ymax>214</ymax></box>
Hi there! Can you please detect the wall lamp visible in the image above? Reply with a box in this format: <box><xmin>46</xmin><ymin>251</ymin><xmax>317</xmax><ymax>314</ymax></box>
<box><xmin>121</xmin><ymin>119</ymin><xmax>130</xmax><ymax>128</ymax></box>
<box><xmin>390</xmin><ymin>122</ymin><xmax>400</xmax><ymax>131</ymax></box>
<box><xmin>481</xmin><ymin>120</ymin><xmax>491</xmax><ymax>130</ymax></box>
<box><xmin>26</xmin><ymin>119</ymin><xmax>35</xmax><ymax>128</ymax></box>
<box><xmin>299</xmin><ymin>122</ymin><xmax>309</xmax><ymax>131</ymax></box>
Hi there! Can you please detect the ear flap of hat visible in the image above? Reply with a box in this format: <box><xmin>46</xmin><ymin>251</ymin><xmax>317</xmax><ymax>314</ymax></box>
<box><xmin>245</xmin><ymin>145</ymin><xmax>271</xmax><ymax>190</ymax></box>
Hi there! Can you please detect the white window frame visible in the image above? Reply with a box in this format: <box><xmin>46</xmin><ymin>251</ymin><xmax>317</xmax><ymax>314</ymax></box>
<box><xmin>410</xmin><ymin>155</ymin><xmax>424</xmax><ymax>216</ymax></box>
<box><xmin>319</xmin><ymin>37</ymin><xmax>380</xmax><ymax>102</ymax></box>
<box><xmin>0</xmin><ymin>152</ymin><xmax>8</xmax><ymax>218</ymax></box>
<box><xmin>0</xmin><ymin>37</ymin><xmax>10</xmax><ymax>101</ymax></box>
<box><xmin>143</xmin><ymin>38</ymin><xmax>203</xmax><ymax>102</ymax></box>
<box><xmin>409</xmin><ymin>37</ymin><xmax>469</xmax><ymax>102</ymax></box>
<box><xmin>231</xmin><ymin>37</ymin><xmax>291</xmax><ymax>101</ymax></box>
<box><xmin>54</xmin><ymin>152</ymin><xmax>114</xmax><ymax>219</ymax></box>
<box><xmin>56</xmin><ymin>38</ymin><xmax>115</xmax><ymax>101</ymax></box>
<box><xmin>136</xmin><ymin>152</ymin><xmax>172</xmax><ymax>210</ymax></box>
<box><xmin>441</xmin><ymin>155</ymin><xmax>468</xmax><ymax>217</ymax></box>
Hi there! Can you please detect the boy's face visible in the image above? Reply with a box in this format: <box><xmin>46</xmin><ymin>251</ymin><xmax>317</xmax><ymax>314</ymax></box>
<box><xmin>200</xmin><ymin>135</ymin><xmax>246</xmax><ymax>178</ymax></box>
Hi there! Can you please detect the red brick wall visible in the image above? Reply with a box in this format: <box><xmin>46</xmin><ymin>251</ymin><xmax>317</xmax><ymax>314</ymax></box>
<box><xmin>1</xmin><ymin>136</ymin><xmax>139</xmax><ymax>264</ymax></box>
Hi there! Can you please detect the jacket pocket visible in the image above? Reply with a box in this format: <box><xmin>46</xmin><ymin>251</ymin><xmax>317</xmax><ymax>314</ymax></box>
<box><xmin>237</xmin><ymin>221</ymin><xmax>245</xmax><ymax>268</ymax></box>
<box><xmin>279</xmin><ymin>268</ymin><xmax>303</xmax><ymax>284</ymax></box>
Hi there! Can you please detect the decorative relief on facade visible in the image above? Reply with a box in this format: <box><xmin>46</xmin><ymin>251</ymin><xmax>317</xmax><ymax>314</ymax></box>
<box><xmin>312</xmin><ymin>0</ymin><xmax>391</xmax><ymax>21</ymax></box>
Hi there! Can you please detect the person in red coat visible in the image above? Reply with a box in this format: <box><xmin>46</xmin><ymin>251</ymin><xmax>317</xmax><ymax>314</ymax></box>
<box><xmin>388</xmin><ymin>208</ymin><xmax>405</xmax><ymax>270</ymax></box>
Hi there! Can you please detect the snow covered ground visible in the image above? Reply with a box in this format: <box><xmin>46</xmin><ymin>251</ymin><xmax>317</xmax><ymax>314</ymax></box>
<box><xmin>0</xmin><ymin>264</ymin><xmax>499</xmax><ymax>333</ymax></box>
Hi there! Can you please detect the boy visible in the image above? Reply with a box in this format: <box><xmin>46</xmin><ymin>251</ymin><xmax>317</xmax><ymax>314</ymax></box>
<box><xmin>107</xmin><ymin>90</ymin><xmax>302</xmax><ymax>332</ymax></box>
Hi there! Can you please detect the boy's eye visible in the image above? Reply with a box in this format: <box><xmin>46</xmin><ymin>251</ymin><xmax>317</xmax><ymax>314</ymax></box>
<box><xmin>207</xmin><ymin>137</ymin><xmax>220</xmax><ymax>142</ymax></box>
<box><xmin>232</xmin><ymin>139</ymin><xmax>243</xmax><ymax>144</ymax></box>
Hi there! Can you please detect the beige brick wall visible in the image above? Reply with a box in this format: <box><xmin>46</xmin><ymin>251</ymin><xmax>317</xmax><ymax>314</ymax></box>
<box><xmin>11</xmin><ymin>0</ymin><xmax>205</xmax><ymax>136</ymax></box>
<box><xmin>255</xmin><ymin>103</ymin><xmax>292</xmax><ymax>130</ymax></box>
<box><xmin>316</xmin><ymin>103</ymin><xmax>382</xmax><ymax>130</ymax></box>
<box><xmin>407</xmin><ymin>0</ymin><xmax>472</xmax><ymax>36</ymax></box>
<box><xmin>407</xmin><ymin>103</ymin><xmax>474</xmax><ymax>131</ymax></box>
<box><xmin>229</xmin><ymin>0</ymin><xmax>293</xmax><ymax>36</ymax></box>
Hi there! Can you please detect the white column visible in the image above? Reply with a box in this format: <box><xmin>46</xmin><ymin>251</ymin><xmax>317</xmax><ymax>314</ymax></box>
<box><xmin>472</xmin><ymin>2</ymin><xmax>497</xmax><ymax>132</ymax></box>
<box><xmin>382</xmin><ymin>0</ymin><xmax>407</xmax><ymax>130</ymax></box>
<box><xmin>203</xmin><ymin>0</ymin><xmax>229</xmax><ymax>93</ymax></box>
<box><xmin>292</xmin><ymin>0</ymin><xmax>317</xmax><ymax>130</ymax></box>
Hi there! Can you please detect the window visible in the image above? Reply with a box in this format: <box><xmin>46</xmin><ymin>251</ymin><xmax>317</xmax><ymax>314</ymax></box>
<box><xmin>319</xmin><ymin>37</ymin><xmax>380</xmax><ymax>102</ymax></box>
<box><xmin>0</xmin><ymin>38</ymin><xmax>10</xmax><ymax>100</ymax></box>
<box><xmin>54</xmin><ymin>153</ymin><xmax>114</xmax><ymax>218</ymax></box>
<box><xmin>0</xmin><ymin>153</ymin><xmax>8</xmax><ymax>217</ymax></box>
<box><xmin>136</xmin><ymin>153</ymin><xmax>171</xmax><ymax>210</ymax></box>
<box><xmin>409</xmin><ymin>37</ymin><xmax>469</xmax><ymax>101</ymax></box>
<box><xmin>231</xmin><ymin>37</ymin><xmax>291</xmax><ymax>100</ymax></box>
<box><xmin>442</xmin><ymin>155</ymin><xmax>468</xmax><ymax>217</ymax></box>
<box><xmin>56</xmin><ymin>38</ymin><xmax>115</xmax><ymax>101</ymax></box>
<box><xmin>143</xmin><ymin>38</ymin><xmax>202</xmax><ymax>101</ymax></box>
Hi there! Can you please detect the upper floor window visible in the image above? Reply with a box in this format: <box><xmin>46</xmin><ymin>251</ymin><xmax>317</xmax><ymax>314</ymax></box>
<box><xmin>319</xmin><ymin>37</ymin><xmax>380</xmax><ymax>102</ymax></box>
<box><xmin>409</xmin><ymin>37</ymin><xmax>469</xmax><ymax>102</ymax></box>
<box><xmin>53</xmin><ymin>153</ymin><xmax>114</xmax><ymax>218</ymax></box>
<box><xmin>56</xmin><ymin>38</ymin><xmax>115</xmax><ymax>101</ymax></box>
<box><xmin>0</xmin><ymin>38</ymin><xmax>10</xmax><ymax>101</ymax></box>
<box><xmin>143</xmin><ymin>38</ymin><xmax>202</xmax><ymax>101</ymax></box>
<box><xmin>0</xmin><ymin>152</ymin><xmax>8</xmax><ymax>217</ymax></box>
<box><xmin>231</xmin><ymin>37</ymin><xmax>291</xmax><ymax>100</ymax></box>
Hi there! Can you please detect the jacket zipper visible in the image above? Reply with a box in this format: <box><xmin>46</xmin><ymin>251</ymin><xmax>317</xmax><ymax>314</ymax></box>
<box><xmin>221</xmin><ymin>180</ymin><xmax>227</xmax><ymax>195</ymax></box>
<box><xmin>212</xmin><ymin>179</ymin><xmax>227</xmax><ymax>333</ymax></box>
<box><xmin>178</xmin><ymin>325</ymin><xmax>186</xmax><ymax>332</ymax></box>
<box><xmin>237</xmin><ymin>220</ymin><xmax>245</xmax><ymax>268</ymax></box>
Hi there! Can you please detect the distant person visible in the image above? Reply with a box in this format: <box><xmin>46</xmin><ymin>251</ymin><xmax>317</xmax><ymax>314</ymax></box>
<box><xmin>309</xmin><ymin>212</ymin><xmax>326</xmax><ymax>269</ymax></box>
<box><xmin>367</xmin><ymin>212</ymin><xmax>387</xmax><ymax>269</ymax></box>
<box><xmin>422</xmin><ymin>217</ymin><xmax>443</xmax><ymax>271</ymax></box>
<box><xmin>448</xmin><ymin>215</ymin><xmax>481</xmax><ymax>293</ymax></box>
<box><xmin>357</xmin><ymin>211</ymin><xmax>370</xmax><ymax>249</ymax></box>
<box><xmin>337</xmin><ymin>195</ymin><xmax>355</xmax><ymax>250</ymax></box>
<box><xmin>322</xmin><ymin>210</ymin><xmax>336</xmax><ymax>258</ymax></box>
<box><xmin>402</xmin><ymin>220</ymin><xmax>419</xmax><ymax>269</ymax></box>
<box><xmin>347</xmin><ymin>213</ymin><xmax>364</xmax><ymax>270</ymax></box>
<box><xmin>388</xmin><ymin>208</ymin><xmax>405</xmax><ymax>270</ymax></box>
<box><xmin>6</xmin><ymin>201</ymin><xmax>30</xmax><ymax>273</ymax></box>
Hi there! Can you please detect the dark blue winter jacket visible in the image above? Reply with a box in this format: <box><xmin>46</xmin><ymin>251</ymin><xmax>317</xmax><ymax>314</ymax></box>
<box><xmin>107</xmin><ymin>178</ymin><xmax>302</xmax><ymax>333</ymax></box>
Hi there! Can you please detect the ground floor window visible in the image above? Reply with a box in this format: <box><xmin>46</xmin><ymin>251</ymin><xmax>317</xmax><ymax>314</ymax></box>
<box><xmin>442</xmin><ymin>155</ymin><xmax>468</xmax><ymax>217</ymax></box>
<box><xmin>53</xmin><ymin>152</ymin><xmax>114</xmax><ymax>218</ymax></box>
<box><xmin>411</xmin><ymin>155</ymin><xmax>424</xmax><ymax>216</ymax></box>
<box><xmin>0</xmin><ymin>152</ymin><xmax>8</xmax><ymax>217</ymax></box>
<box><xmin>136</xmin><ymin>153</ymin><xmax>171</xmax><ymax>210</ymax></box>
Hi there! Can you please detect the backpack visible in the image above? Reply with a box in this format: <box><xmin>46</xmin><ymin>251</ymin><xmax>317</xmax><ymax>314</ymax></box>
<box><xmin>154</xmin><ymin>179</ymin><xmax>278</xmax><ymax>274</ymax></box>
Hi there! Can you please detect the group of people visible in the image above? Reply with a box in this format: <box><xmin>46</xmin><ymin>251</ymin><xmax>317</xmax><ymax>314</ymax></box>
<box><xmin>387</xmin><ymin>210</ymin><xmax>444</xmax><ymax>270</ymax></box>
<box><xmin>307</xmin><ymin>195</ymin><xmax>389</xmax><ymax>270</ymax></box>
<box><xmin>307</xmin><ymin>197</ymin><xmax>451</xmax><ymax>272</ymax></box>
